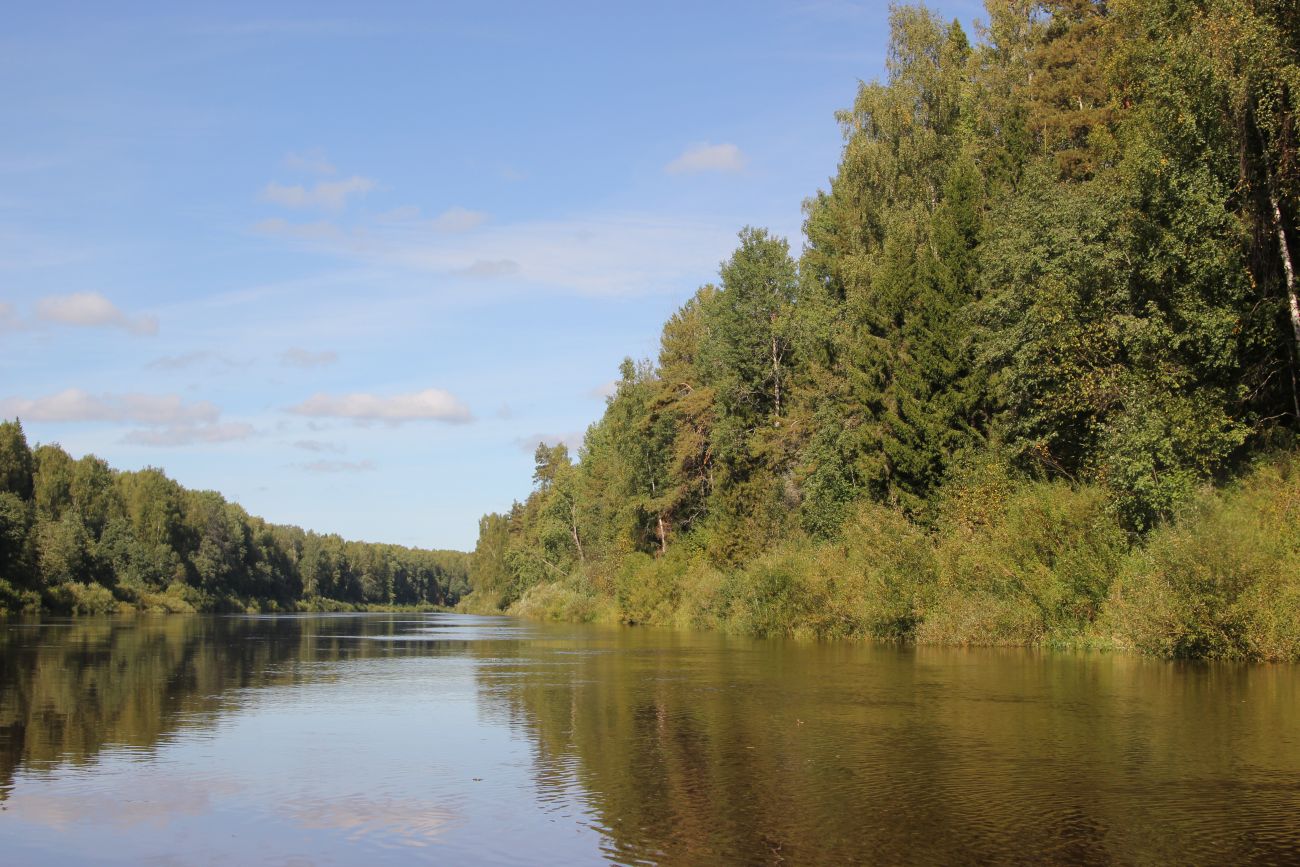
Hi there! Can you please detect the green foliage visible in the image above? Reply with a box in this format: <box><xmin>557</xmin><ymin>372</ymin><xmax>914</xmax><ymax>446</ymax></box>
<box><xmin>0</xmin><ymin>490</ymin><xmax>33</xmax><ymax>587</ymax></box>
<box><xmin>510</xmin><ymin>575</ymin><xmax>617</xmax><ymax>624</ymax></box>
<box><xmin>47</xmin><ymin>581</ymin><xmax>121</xmax><ymax>615</ymax></box>
<box><xmin>924</xmin><ymin>480</ymin><xmax>1128</xmax><ymax>645</ymax></box>
<box><xmin>465</xmin><ymin>2</ymin><xmax>1300</xmax><ymax>660</ymax></box>
<box><xmin>1106</xmin><ymin>455</ymin><xmax>1300</xmax><ymax>660</ymax></box>
<box><xmin>0</xmin><ymin>439</ymin><xmax>469</xmax><ymax>616</ymax></box>
<box><xmin>0</xmin><ymin>420</ymin><xmax>35</xmax><ymax>501</ymax></box>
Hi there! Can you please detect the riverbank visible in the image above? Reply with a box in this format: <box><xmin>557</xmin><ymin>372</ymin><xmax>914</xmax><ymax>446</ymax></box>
<box><xmin>462</xmin><ymin>453</ymin><xmax>1300</xmax><ymax>662</ymax></box>
<box><xmin>2</xmin><ymin>584</ymin><xmax>455</xmax><ymax>617</ymax></box>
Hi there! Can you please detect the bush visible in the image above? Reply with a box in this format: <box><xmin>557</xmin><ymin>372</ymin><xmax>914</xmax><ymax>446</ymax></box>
<box><xmin>1105</xmin><ymin>456</ymin><xmax>1300</xmax><ymax>660</ymax></box>
<box><xmin>0</xmin><ymin>576</ymin><xmax>41</xmax><ymax>616</ymax></box>
<box><xmin>456</xmin><ymin>589</ymin><xmax>507</xmax><ymax>615</ymax></box>
<box><xmin>615</xmin><ymin>551</ymin><xmax>686</xmax><ymax>625</ymax></box>
<box><xmin>510</xmin><ymin>575</ymin><xmax>617</xmax><ymax>623</ymax></box>
<box><xmin>723</xmin><ymin>544</ymin><xmax>818</xmax><ymax>637</ymax></box>
<box><xmin>47</xmin><ymin>581</ymin><xmax>122</xmax><ymax>615</ymax></box>
<box><xmin>826</xmin><ymin>503</ymin><xmax>936</xmax><ymax>639</ymax></box>
<box><xmin>671</xmin><ymin>554</ymin><xmax>728</xmax><ymax>631</ymax></box>
<box><xmin>925</xmin><ymin>481</ymin><xmax>1127</xmax><ymax>645</ymax></box>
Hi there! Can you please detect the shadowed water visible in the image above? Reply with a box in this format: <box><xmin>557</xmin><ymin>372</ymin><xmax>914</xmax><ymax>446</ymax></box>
<box><xmin>1</xmin><ymin>614</ymin><xmax>1298</xmax><ymax>865</ymax></box>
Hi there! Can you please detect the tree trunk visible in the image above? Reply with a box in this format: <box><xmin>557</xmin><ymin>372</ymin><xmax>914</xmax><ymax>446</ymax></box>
<box><xmin>1264</xmin><ymin>168</ymin><xmax>1300</xmax><ymax>418</ymax></box>
<box><xmin>656</xmin><ymin>513</ymin><xmax>667</xmax><ymax>557</ymax></box>
<box><xmin>569</xmin><ymin>503</ymin><xmax>585</xmax><ymax>563</ymax></box>
<box><xmin>1266</xmin><ymin>175</ymin><xmax>1300</xmax><ymax>351</ymax></box>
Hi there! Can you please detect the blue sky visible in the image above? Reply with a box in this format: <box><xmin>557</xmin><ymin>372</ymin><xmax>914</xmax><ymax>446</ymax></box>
<box><xmin>1</xmin><ymin>0</ymin><xmax>984</xmax><ymax>551</ymax></box>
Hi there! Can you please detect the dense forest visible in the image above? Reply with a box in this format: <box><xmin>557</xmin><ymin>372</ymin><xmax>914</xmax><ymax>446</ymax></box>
<box><xmin>464</xmin><ymin>0</ymin><xmax>1300</xmax><ymax>660</ymax></box>
<box><xmin>0</xmin><ymin>420</ymin><xmax>469</xmax><ymax>614</ymax></box>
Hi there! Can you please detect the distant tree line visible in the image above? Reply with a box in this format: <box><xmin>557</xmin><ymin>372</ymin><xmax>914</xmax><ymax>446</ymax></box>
<box><xmin>466</xmin><ymin>1</ymin><xmax>1300</xmax><ymax>659</ymax></box>
<box><xmin>0</xmin><ymin>420</ymin><xmax>468</xmax><ymax>614</ymax></box>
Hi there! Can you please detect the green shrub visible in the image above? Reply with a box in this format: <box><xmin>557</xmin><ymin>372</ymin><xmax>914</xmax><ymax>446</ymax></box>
<box><xmin>1106</xmin><ymin>456</ymin><xmax>1300</xmax><ymax>660</ymax></box>
<box><xmin>926</xmin><ymin>481</ymin><xmax>1127</xmax><ymax>645</ymax></box>
<box><xmin>826</xmin><ymin>503</ymin><xmax>936</xmax><ymax>639</ymax></box>
<box><xmin>723</xmin><ymin>544</ymin><xmax>818</xmax><ymax>637</ymax></box>
<box><xmin>0</xmin><ymin>576</ymin><xmax>41</xmax><ymax>616</ymax></box>
<box><xmin>671</xmin><ymin>554</ymin><xmax>728</xmax><ymax>631</ymax></box>
<box><xmin>47</xmin><ymin>581</ymin><xmax>121</xmax><ymax>615</ymax></box>
<box><xmin>615</xmin><ymin>550</ymin><xmax>688</xmax><ymax>625</ymax></box>
<box><xmin>510</xmin><ymin>575</ymin><xmax>617</xmax><ymax>623</ymax></box>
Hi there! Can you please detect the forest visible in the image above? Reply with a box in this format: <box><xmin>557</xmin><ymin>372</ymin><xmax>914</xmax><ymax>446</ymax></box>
<box><xmin>0</xmin><ymin>420</ymin><xmax>469</xmax><ymax>614</ymax></box>
<box><xmin>464</xmin><ymin>0</ymin><xmax>1300</xmax><ymax>660</ymax></box>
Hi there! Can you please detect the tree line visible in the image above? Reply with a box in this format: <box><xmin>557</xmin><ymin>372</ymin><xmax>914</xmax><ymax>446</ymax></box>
<box><xmin>466</xmin><ymin>0</ymin><xmax>1300</xmax><ymax>659</ymax></box>
<box><xmin>0</xmin><ymin>420</ymin><xmax>469</xmax><ymax>614</ymax></box>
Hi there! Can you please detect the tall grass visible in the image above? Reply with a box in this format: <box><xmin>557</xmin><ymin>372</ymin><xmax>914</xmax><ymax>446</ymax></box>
<box><xmin>467</xmin><ymin>454</ymin><xmax>1300</xmax><ymax>661</ymax></box>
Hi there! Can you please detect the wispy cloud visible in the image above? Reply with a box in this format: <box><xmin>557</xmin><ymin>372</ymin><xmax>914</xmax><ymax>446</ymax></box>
<box><xmin>288</xmin><ymin>388</ymin><xmax>472</xmax><ymax>424</ymax></box>
<box><xmin>254</xmin><ymin>212</ymin><xmax>738</xmax><ymax>297</ymax></box>
<box><xmin>284</xmin><ymin>150</ymin><xmax>337</xmax><ymax>175</ymax></box>
<box><xmin>122</xmin><ymin>422</ymin><xmax>255</xmax><ymax>447</ymax></box>
<box><xmin>588</xmin><ymin>380</ymin><xmax>618</xmax><ymax>399</ymax></box>
<box><xmin>430</xmin><ymin>207</ymin><xmax>488</xmax><ymax>232</ymax></box>
<box><xmin>292</xmin><ymin>439</ymin><xmax>346</xmax><ymax>453</ymax></box>
<box><xmin>514</xmin><ymin>430</ymin><xmax>585</xmax><ymax>453</ymax></box>
<box><xmin>456</xmin><ymin>259</ymin><xmax>518</xmax><ymax>277</ymax></box>
<box><xmin>665</xmin><ymin>142</ymin><xmax>747</xmax><ymax>175</ymax></box>
<box><xmin>377</xmin><ymin>205</ymin><xmax>422</xmax><ymax>222</ymax></box>
<box><xmin>146</xmin><ymin>351</ymin><xmax>245</xmax><ymax>371</ymax></box>
<box><xmin>262</xmin><ymin>176</ymin><xmax>374</xmax><ymax>211</ymax></box>
<box><xmin>34</xmin><ymin>292</ymin><xmax>158</xmax><ymax>335</ymax></box>
<box><xmin>298</xmin><ymin>459</ymin><xmax>376</xmax><ymax>473</ymax></box>
<box><xmin>280</xmin><ymin>347</ymin><xmax>338</xmax><ymax>368</ymax></box>
<box><xmin>0</xmin><ymin>389</ymin><xmax>216</xmax><ymax>425</ymax></box>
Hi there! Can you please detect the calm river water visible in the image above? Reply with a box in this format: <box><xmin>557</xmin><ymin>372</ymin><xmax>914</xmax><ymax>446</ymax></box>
<box><xmin>1</xmin><ymin>613</ymin><xmax>1298</xmax><ymax>865</ymax></box>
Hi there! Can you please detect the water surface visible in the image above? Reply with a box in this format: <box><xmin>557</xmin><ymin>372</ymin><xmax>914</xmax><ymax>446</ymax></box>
<box><xmin>1</xmin><ymin>613</ymin><xmax>1298</xmax><ymax>864</ymax></box>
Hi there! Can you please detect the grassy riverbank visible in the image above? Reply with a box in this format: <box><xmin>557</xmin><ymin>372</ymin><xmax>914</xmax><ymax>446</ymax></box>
<box><xmin>6</xmin><ymin>580</ymin><xmax>457</xmax><ymax>617</ymax></box>
<box><xmin>462</xmin><ymin>453</ymin><xmax>1300</xmax><ymax>661</ymax></box>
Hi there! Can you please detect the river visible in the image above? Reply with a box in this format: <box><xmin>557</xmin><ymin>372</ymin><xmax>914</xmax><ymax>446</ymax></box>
<box><xmin>1</xmin><ymin>613</ymin><xmax>1297</xmax><ymax>864</ymax></box>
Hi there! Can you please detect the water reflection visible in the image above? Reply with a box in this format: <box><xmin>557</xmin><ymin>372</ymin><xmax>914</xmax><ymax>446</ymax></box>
<box><xmin>475</xmin><ymin>629</ymin><xmax>1300</xmax><ymax>865</ymax></box>
<box><xmin>1</xmin><ymin>614</ymin><xmax>1299</xmax><ymax>864</ymax></box>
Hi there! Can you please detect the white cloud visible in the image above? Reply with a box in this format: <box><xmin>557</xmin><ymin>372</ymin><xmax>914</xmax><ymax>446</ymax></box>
<box><xmin>665</xmin><ymin>142</ymin><xmax>747</xmax><ymax>175</ymax></box>
<box><xmin>288</xmin><ymin>388</ymin><xmax>472</xmax><ymax>424</ymax></box>
<box><xmin>430</xmin><ymin>207</ymin><xmax>488</xmax><ymax>232</ymax></box>
<box><xmin>280</xmin><ymin>347</ymin><xmax>338</xmax><ymax>368</ymax></box>
<box><xmin>284</xmin><ymin>150</ymin><xmax>336</xmax><ymax>175</ymax></box>
<box><xmin>377</xmin><ymin>205</ymin><xmax>422</xmax><ymax>222</ymax></box>
<box><xmin>121</xmin><ymin>422</ymin><xmax>255</xmax><ymax>446</ymax></box>
<box><xmin>514</xmin><ymin>430</ymin><xmax>585</xmax><ymax>453</ymax></box>
<box><xmin>0</xmin><ymin>389</ymin><xmax>217</xmax><ymax>425</ymax></box>
<box><xmin>292</xmin><ymin>439</ymin><xmax>345</xmax><ymax>453</ymax></box>
<box><xmin>35</xmin><ymin>292</ymin><xmax>158</xmax><ymax>335</ymax></box>
<box><xmin>298</xmin><ymin>459</ymin><xmax>376</xmax><ymax>473</ymax></box>
<box><xmin>146</xmin><ymin>351</ymin><xmax>245</xmax><ymax>371</ymax></box>
<box><xmin>255</xmin><ymin>212</ymin><xmax>740</xmax><ymax>297</ymax></box>
<box><xmin>589</xmin><ymin>380</ymin><xmax>618</xmax><ymax>399</ymax></box>
<box><xmin>252</xmin><ymin>218</ymin><xmax>342</xmax><ymax>241</ymax></box>
<box><xmin>456</xmin><ymin>259</ymin><xmax>518</xmax><ymax>277</ymax></box>
<box><xmin>262</xmin><ymin>176</ymin><xmax>374</xmax><ymax>211</ymax></box>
